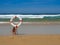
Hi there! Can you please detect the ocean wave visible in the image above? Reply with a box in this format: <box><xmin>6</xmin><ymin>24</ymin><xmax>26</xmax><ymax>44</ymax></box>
<box><xmin>0</xmin><ymin>14</ymin><xmax>60</xmax><ymax>18</ymax></box>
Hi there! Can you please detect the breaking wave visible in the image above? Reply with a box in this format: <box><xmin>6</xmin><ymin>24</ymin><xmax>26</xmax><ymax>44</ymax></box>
<box><xmin>0</xmin><ymin>14</ymin><xmax>60</xmax><ymax>18</ymax></box>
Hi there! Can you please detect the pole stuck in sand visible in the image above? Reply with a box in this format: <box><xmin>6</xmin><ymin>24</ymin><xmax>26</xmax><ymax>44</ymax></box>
<box><xmin>10</xmin><ymin>16</ymin><xmax>22</xmax><ymax>35</ymax></box>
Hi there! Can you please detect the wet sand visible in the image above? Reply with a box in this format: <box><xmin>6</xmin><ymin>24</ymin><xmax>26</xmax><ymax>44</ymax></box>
<box><xmin>0</xmin><ymin>35</ymin><xmax>60</xmax><ymax>45</ymax></box>
<box><xmin>0</xmin><ymin>23</ymin><xmax>60</xmax><ymax>35</ymax></box>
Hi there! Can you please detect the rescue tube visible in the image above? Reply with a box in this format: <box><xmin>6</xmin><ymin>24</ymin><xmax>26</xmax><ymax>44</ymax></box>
<box><xmin>10</xmin><ymin>16</ymin><xmax>22</xmax><ymax>28</ymax></box>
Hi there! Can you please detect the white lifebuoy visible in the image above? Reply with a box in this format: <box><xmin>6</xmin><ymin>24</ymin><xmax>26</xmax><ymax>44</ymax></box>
<box><xmin>10</xmin><ymin>16</ymin><xmax>22</xmax><ymax>28</ymax></box>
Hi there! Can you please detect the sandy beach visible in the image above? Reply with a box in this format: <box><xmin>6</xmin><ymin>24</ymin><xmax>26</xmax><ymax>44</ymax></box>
<box><xmin>0</xmin><ymin>23</ymin><xmax>60</xmax><ymax>45</ymax></box>
<box><xmin>0</xmin><ymin>35</ymin><xmax>60</xmax><ymax>45</ymax></box>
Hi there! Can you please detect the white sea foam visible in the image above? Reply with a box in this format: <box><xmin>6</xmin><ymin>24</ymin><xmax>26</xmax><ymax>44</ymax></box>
<box><xmin>0</xmin><ymin>14</ymin><xmax>60</xmax><ymax>18</ymax></box>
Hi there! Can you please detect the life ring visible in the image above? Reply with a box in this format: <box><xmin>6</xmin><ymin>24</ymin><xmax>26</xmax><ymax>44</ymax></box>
<box><xmin>10</xmin><ymin>16</ymin><xmax>22</xmax><ymax>28</ymax></box>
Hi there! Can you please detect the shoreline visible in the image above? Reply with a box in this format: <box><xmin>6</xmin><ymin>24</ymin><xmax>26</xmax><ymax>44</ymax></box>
<box><xmin>0</xmin><ymin>22</ymin><xmax>60</xmax><ymax>24</ymax></box>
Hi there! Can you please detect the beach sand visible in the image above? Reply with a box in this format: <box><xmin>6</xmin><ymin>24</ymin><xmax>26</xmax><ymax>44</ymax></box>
<box><xmin>0</xmin><ymin>35</ymin><xmax>60</xmax><ymax>45</ymax></box>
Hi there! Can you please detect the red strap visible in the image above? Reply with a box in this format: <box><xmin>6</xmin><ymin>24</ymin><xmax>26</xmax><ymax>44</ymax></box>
<box><xmin>16</xmin><ymin>25</ymin><xmax>18</xmax><ymax>28</ymax></box>
<box><xmin>20</xmin><ymin>20</ymin><xmax>23</xmax><ymax>22</ymax></box>
<box><xmin>15</xmin><ymin>16</ymin><xmax>17</xmax><ymax>18</ymax></box>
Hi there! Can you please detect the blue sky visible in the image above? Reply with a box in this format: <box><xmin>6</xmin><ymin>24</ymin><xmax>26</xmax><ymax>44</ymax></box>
<box><xmin>0</xmin><ymin>0</ymin><xmax>60</xmax><ymax>13</ymax></box>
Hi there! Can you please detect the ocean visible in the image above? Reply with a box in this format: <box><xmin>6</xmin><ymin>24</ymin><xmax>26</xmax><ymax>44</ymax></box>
<box><xmin>0</xmin><ymin>13</ymin><xmax>60</xmax><ymax>19</ymax></box>
<box><xmin>0</xmin><ymin>13</ymin><xmax>60</xmax><ymax>22</ymax></box>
